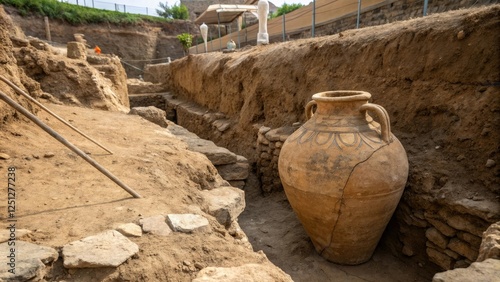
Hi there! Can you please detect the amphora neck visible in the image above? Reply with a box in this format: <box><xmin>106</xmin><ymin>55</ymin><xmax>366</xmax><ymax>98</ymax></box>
<box><xmin>312</xmin><ymin>91</ymin><xmax>370</xmax><ymax>117</ymax></box>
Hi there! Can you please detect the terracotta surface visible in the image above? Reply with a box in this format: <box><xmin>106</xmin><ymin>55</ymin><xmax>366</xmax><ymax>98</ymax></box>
<box><xmin>278</xmin><ymin>91</ymin><xmax>409</xmax><ymax>265</ymax></box>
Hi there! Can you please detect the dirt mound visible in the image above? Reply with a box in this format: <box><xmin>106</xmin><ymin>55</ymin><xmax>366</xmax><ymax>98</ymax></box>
<box><xmin>0</xmin><ymin>6</ymin><xmax>42</xmax><ymax>122</ymax></box>
<box><xmin>0</xmin><ymin>103</ymin><xmax>291</xmax><ymax>281</ymax></box>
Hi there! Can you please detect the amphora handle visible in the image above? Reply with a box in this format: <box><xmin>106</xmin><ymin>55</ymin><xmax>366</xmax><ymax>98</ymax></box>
<box><xmin>359</xmin><ymin>103</ymin><xmax>392</xmax><ymax>144</ymax></box>
<box><xmin>305</xmin><ymin>100</ymin><xmax>317</xmax><ymax>120</ymax></box>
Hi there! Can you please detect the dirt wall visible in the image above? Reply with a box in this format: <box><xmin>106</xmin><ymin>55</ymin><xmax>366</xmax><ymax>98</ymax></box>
<box><xmin>0</xmin><ymin>6</ymin><xmax>42</xmax><ymax>123</ymax></box>
<box><xmin>149</xmin><ymin>5</ymin><xmax>500</xmax><ymax>270</ymax></box>
<box><xmin>2</xmin><ymin>6</ymin><xmax>197</xmax><ymax>78</ymax></box>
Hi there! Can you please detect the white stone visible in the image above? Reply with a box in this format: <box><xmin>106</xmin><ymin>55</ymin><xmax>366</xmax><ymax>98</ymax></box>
<box><xmin>62</xmin><ymin>230</ymin><xmax>139</xmax><ymax>268</ymax></box>
<box><xmin>166</xmin><ymin>214</ymin><xmax>210</xmax><ymax>233</ymax></box>
<box><xmin>0</xmin><ymin>241</ymin><xmax>58</xmax><ymax>281</ymax></box>
<box><xmin>201</xmin><ymin>186</ymin><xmax>245</xmax><ymax>226</ymax></box>
<box><xmin>139</xmin><ymin>215</ymin><xmax>172</xmax><ymax>236</ymax></box>
<box><xmin>193</xmin><ymin>264</ymin><xmax>293</xmax><ymax>282</ymax></box>
<box><xmin>0</xmin><ymin>241</ymin><xmax>58</xmax><ymax>264</ymax></box>
<box><xmin>116</xmin><ymin>223</ymin><xmax>142</xmax><ymax>237</ymax></box>
<box><xmin>432</xmin><ymin>259</ymin><xmax>500</xmax><ymax>282</ymax></box>
<box><xmin>0</xmin><ymin>258</ymin><xmax>45</xmax><ymax>281</ymax></box>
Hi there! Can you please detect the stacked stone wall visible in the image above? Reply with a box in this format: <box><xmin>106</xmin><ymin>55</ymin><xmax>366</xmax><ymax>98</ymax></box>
<box><xmin>256</xmin><ymin>125</ymin><xmax>298</xmax><ymax>194</ymax></box>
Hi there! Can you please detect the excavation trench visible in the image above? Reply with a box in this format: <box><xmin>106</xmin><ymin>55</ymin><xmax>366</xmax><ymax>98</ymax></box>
<box><xmin>128</xmin><ymin>91</ymin><xmax>439</xmax><ymax>281</ymax></box>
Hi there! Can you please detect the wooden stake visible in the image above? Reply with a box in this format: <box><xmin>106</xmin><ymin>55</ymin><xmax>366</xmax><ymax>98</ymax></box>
<box><xmin>0</xmin><ymin>75</ymin><xmax>114</xmax><ymax>154</ymax></box>
<box><xmin>0</xmin><ymin>90</ymin><xmax>142</xmax><ymax>199</ymax></box>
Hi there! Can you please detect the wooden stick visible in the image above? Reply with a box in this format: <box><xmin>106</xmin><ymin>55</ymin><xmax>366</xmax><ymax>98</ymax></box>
<box><xmin>0</xmin><ymin>75</ymin><xmax>114</xmax><ymax>154</ymax></box>
<box><xmin>0</xmin><ymin>90</ymin><xmax>141</xmax><ymax>199</ymax></box>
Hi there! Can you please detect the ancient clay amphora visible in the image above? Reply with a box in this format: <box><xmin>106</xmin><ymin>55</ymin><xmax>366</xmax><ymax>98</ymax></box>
<box><xmin>278</xmin><ymin>91</ymin><xmax>409</xmax><ymax>265</ymax></box>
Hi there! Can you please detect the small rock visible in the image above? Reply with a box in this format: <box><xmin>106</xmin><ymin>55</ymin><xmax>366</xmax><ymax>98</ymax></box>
<box><xmin>183</xmin><ymin>260</ymin><xmax>191</xmax><ymax>266</ymax></box>
<box><xmin>485</xmin><ymin>159</ymin><xmax>495</xmax><ymax>168</ymax></box>
<box><xmin>0</xmin><ymin>153</ymin><xmax>10</xmax><ymax>160</ymax></box>
<box><xmin>116</xmin><ymin>223</ymin><xmax>142</xmax><ymax>237</ymax></box>
<box><xmin>139</xmin><ymin>215</ymin><xmax>172</xmax><ymax>236</ymax></box>
<box><xmin>457</xmin><ymin>155</ymin><xmax>466</xmax><ymax>161</ymax></box>
<box><xmin>457</xmin><ymin>30</ymin><xmax>465</xmax><ymax>40</ymax></box>
<box><xmin>32</xmin><ymin>154</ymin><xmax>40</xmax><ymax>159</ymax></box>
<box><xmin>166</xmin><ymin>214</ymin><xmax>210</xmax><ymax>233</ymax></box>
<box><xmin>44</xmin><ymin>153</ymin><xmax>55</xmax><ymax>158</ymax></box>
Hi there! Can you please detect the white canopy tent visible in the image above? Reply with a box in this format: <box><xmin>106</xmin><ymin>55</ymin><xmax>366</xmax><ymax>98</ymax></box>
<box><xmin>194</xmin><ymin>4</ymin><xmax>258</xmax><ymax>25</ymax></box>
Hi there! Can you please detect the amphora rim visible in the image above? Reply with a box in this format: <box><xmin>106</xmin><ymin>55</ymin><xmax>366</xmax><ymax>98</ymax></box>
<box><xmin>312</xmin><ymin>91</ymin><xmax>371</xmax><ymax>102</ymax></box>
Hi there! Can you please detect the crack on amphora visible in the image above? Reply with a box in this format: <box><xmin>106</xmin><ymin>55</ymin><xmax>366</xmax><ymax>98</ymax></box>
<box><xmin>319</xmin><ymin>144</ymin><xmax>388</xmax><ymax>257</ymax></box>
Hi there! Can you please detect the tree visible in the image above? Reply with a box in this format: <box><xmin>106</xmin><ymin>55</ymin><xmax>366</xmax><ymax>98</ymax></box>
<box><xmin>157</xmin><ymin>2</ymin><xmax>189</xmax><ymax>20</ymax></box>
<box><xmin>177</xmin><ymin>33</ymin><xmax>193</xmax><ymax>54</ymax></box>
<box><xmin>271</xmin><ymin>3</ymin><xmax>304</xmax><ymax>18</ymax></box>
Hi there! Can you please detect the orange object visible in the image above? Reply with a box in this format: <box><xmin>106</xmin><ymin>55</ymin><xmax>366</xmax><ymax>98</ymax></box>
<box><xmin>94</xmin><ymin>45</ymin><xmax>101</xmax><ymax>55</ymax></box>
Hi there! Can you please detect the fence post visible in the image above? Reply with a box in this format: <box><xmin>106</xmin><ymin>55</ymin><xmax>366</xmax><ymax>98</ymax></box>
<box><xmin>92</xmin><ymin>0</ymin><xmax>94</xmax><ymax>8</ymax></box>
<box><xmin>282</xmin><ymin>13</ymin><xmax>286</xmax><ymax>41</ymax></box>
<box><xmin>312</xmin><ymin>0</ymin><xmax>316</xmax><ymax>37</ymax></box>
<box><xmin>44</xmin><ymin>16</ymin><xmax>51</xmax><ymax>42</ymax></box>
<box><xmin>356</xmin><ymin>0</ymin><xmax>362</xmax><ymax>28</ymax></box>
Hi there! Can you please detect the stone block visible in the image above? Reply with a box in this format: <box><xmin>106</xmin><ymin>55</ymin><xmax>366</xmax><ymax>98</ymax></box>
<box><xmin>193</xmin><ymin>263</ymin><xmax>293</xmax><ymax>282</ymax></box>
<box><xmin>66</xmin><ymin>41</ymin><xmax>86</xmax><ymax>60</ymax></box>
<box><xmin>456</xmin><ymin>232</ymin><xmax>482</xmax><ymax>248</ymax></box>
<box><xmin>167</xmin><ymin>214</ymin><xmax>210</xmax><ymax>233</ymax></box>
<box><xmin>139</xmin><ymin>215</ymin><xmax>172</xmax><ymax>236</ymax></box>
<box><xmin>129</xmin><ymin>106</ymin><xmax>169</xmax><ymax>128</ymax></box>
<box><xmin>477</xmin><ymin>221</ymin><xmax>500</xmax><ymax>262</ymax></box>
<box><xmin>228</xmin><ymin>180</ymin><xmax>245</xmax><ymax>189</ymax></box>
<box><xmin>258</xmin><ymin>126</ymin><xmax>271</xmax><ymax>134</ymax></box>
<box><xmin>427</xmin><ymin>217</ymin><xmax>457</xmax><ymax>237</ymax></box>
<box><xmin>0</xmin><ymin>258</ymin><xmax>45</xmax><ymax>281</ymax></box>
<box><xmin>447</xmin><ymin>238</ymin><xmax>478</xmax><ymax>261</ymax></box>
<box><xmin>427</xmin><ymin>247</ymin><xmax>454</xmax><ymax>270</ymax></box>
<box><xmin>116</xmin><ymin>223</ymin><xmax>142</xmax><ymax>237</ymax></box>
<box><xmin>201</xmin><ymin>186</ymin><xmax>245</xmax><ymax>226</ymax></box>
<box><xmin>426</xmin><ymin>228</ymin><xmax>449</xmax><ymax>249</ymax></box>
<box><xmin>432</xmin><ymin>259</ymin><xmax>500</xmax><ymax>282</ymax></box>
<box><xmin>446</xmin><ymin>214</ymin><xmax>488</xmax><ymax>237</ymax></box>
<box><xmin>216</xmin><ymin>162</ymin><xmax>249</xmax><ymax>181</ymax></box>
<box><xmin>62</xmin><ymin>230</ymin><xmax>139</xmax><ymax>268</ymax></box>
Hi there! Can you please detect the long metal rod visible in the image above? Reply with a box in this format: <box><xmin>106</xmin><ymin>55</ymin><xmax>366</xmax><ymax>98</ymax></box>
<box><xmin>0</xmin><ymin>90</ymin><xmax>142</xmax><ymax>198</ymax></box>
<box><xmin>423</xmin><ymin>0</ymin><xmax>428</xmax><ymax>16</ymax></box>
<box><xmin>0</xmin><ymin>75</ymin><xmax>114</xmax><ymax>154</ymax></box>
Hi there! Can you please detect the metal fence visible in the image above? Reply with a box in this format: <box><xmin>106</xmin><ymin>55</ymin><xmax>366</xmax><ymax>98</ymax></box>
<box><xmin>189</xmin><ymin>0</ymin><xmax>499</xmax><ymax>53</ymax></box>
<box><xmin>59</xmin><ymin>0</ymin><xmax>158</xmax><ymax>16</ymax></box>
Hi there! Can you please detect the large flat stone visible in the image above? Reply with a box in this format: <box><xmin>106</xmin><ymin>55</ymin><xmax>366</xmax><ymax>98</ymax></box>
<box><xmin>201</xmin><ymin>186</ymin><xmax>245</xmax><ymax>226</ymax></box>
<box><xmin>0</xmin><ymin>258</ymin><xmax>45</xmax><ymax>282</ymax></box>
<box><xmin>139</xmin><ymin>215</ymin><xmax>172</xmax><ymax>236</ymax></box>
<box><xmin>166</xmin><ymin>214</ymin><xmax>210</xmax><ymax>233</ymax></box>
<box><xmin>432</xmin><ymin>259</ymin><xmax>500</xmax><ymax>282</ymax></box>
<box><xmin>167</xmin><ymin>124</ymin><xmax>237</xmax><ymax>165</ymax></box>
<box><xmin>215</xmin><ymin>161</ymin><xmax>249</xmax><ymax>181</ymax></box>
<box><xmin>0</xmin><ymin>241</ymin><xmax>58</xmax><ymax>281</ymax></box>
<box><xmin>62</xmin><ymin>230</ymin><xmax>139</xmax><ymax>268</ymax></box>
<box><xmin>193</xmin><ymin>263</ymin><xmax>293</xmax><ymax>282</ymax></box>
<box><xmin>0</xmin><ymin>241</ymin><xmax>58</xmax><ymax>264</ymax></box>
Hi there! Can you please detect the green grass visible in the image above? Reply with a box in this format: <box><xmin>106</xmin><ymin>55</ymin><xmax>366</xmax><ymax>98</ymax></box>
<box><xmin>0</xmin><ymin>0</ymin><xmax>170</xmax><ymax>25</ymax></box>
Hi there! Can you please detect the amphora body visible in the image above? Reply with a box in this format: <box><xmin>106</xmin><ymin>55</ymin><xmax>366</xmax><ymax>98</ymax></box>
<box><xmin>278</xmin><ymin>91</ymin><xmax>409</xmax><ymax>265</ymax></box>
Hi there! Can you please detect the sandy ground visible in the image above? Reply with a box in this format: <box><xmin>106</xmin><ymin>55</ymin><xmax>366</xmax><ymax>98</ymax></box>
<box><xmin>0</xmin><ymin>102</ymin><xmax>440</xmax><ymax>281</ymax></box>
